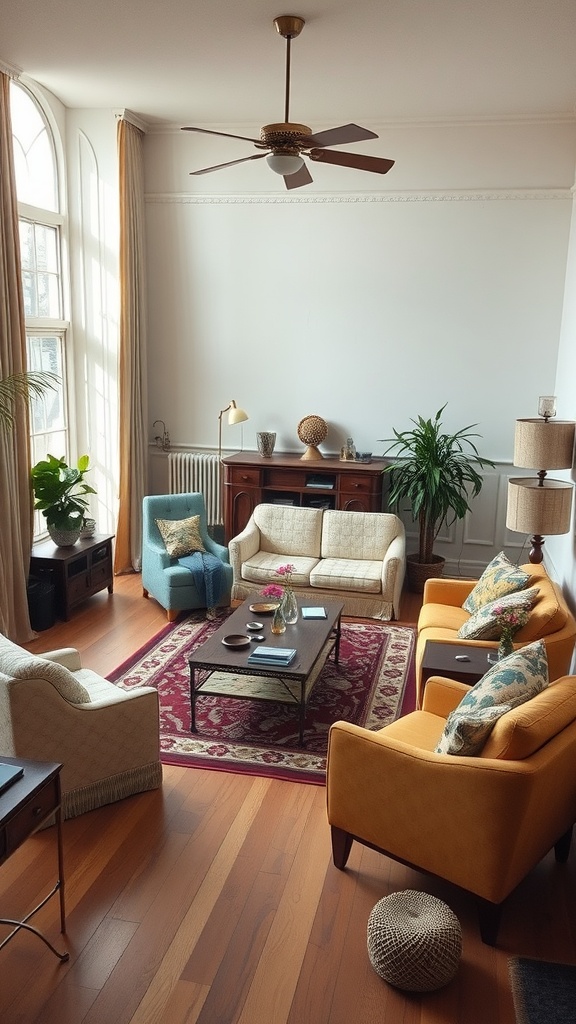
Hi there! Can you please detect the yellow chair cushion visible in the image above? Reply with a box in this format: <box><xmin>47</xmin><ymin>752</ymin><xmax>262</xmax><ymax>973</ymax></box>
<box><xmin>481</xmin><ymin>677</ymin><xmax>576</xmax><ymax>759</ymax></box>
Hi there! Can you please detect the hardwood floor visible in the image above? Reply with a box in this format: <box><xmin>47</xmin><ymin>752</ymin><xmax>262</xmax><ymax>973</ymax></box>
<box><xmin>1</xmin><ymin>576</ymin><xmax>574</xmax><ymax>1022</ymax></box>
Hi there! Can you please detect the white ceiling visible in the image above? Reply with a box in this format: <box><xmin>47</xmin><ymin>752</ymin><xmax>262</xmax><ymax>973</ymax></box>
<box><xmin>3</xmin><ymin>0</ymin><xmax>576</xmax><ymax>129</ymax></box>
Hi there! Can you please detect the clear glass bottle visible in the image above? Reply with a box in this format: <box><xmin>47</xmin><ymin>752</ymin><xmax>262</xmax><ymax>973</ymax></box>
<box><xmin>281</xmin><ymin>587</ymin><xmax>298</xmax><ymax>624</ymax></box>
<box><xmin>271</xmin><ymin>604</ymin><xmax>286</xmax><ymax>635</ymax></box>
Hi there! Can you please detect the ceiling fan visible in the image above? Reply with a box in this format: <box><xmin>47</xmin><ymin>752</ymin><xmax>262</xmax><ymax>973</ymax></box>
<box><xmin>182</xmin><ymin>15</ymin><xmax>395</xmax><ymax>190</ymax></box>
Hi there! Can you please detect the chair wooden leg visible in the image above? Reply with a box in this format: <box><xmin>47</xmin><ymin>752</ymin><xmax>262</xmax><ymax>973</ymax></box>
<box><xmin>555</xmin><ymin>825</ymin><xmax>573</xmax><ymax>863</ymax></box>
<box><xmin>167</xmin><ymin>609</ymin><xmax>178</xmax><ymax>622</ymax></box>
<box><xmin>477</xmin><ymin>898</ymin><xmax>502</xmax><ymax>946</ymax></box>
<box><xmin>331</xmin><ymin>826</ymin><xmax>353</xmax><ymax>870</ymax></box>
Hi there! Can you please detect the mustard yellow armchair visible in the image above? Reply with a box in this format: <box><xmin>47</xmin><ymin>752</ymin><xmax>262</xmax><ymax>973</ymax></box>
<box><xmin>326</xmin><ymin>674</ymin><xmax>576</xmax><ymax>944</ymax></box>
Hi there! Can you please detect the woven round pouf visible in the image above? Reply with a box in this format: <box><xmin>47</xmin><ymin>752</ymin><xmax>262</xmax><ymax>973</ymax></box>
<box><xmin>367</xmin><ymin>890</ymin><xmax>462</xmax><ymax>992</ymax></box>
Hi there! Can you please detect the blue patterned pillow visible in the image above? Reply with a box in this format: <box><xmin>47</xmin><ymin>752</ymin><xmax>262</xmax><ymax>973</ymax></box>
<box><xmin>463</xmin><ymin>552</ymin><xmax>531</xmax><ymax>614</ymax></box>
<box><xmin>435</xmin><ymin>640</ymin><xmax>549</xmax><ymax>756</ymax></box>
<box><xmin>458</xmin><ymin>586</ymin><xmax>539</xmax><ymax>641</ymax></box>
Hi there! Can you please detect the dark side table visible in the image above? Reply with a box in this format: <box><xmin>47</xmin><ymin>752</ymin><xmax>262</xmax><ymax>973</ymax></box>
<box><xmin>0</xmin><ymin>756</ymin><xmax>68</xmax><ymax>961</ymax></box>
<box><xmin>30</xmin><ymin>533</ymin><xmax>114</xmax><ymax>621</ymax></box>
<box><xmin>421</xmin><ymin>640</ymin><xmax>498</xmax><ymax>693</ymax></box>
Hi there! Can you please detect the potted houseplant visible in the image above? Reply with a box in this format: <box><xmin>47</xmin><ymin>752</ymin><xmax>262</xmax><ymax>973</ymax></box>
<box><xmin>0</xmin><ymin>371</ymin><xmax>59</xmax><ymax>432</ymax></box>
<box><xmin>31</xmin><ymin>453</ymin><xmax>96</xmax><ymax>547</ymax></box>
<box><xmin>381</xmin><ymin>405</ymin><xmax>495</xmax><ymax>592</ymax></box>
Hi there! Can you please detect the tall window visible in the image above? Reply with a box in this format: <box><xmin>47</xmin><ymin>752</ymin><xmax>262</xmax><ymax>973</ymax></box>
<box><xmin>10</xmin><ymin>81</ymin><xmax>69</xmax><ymax>532</ymax></box>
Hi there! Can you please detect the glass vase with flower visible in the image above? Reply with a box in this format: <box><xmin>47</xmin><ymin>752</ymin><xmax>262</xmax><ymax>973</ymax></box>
<box><xmin>275</xmin><ymin>563</ymin><xmax>298</xmax><ymax>624</ymax></box>
<box><xmin>260</xmin><ymin>582</ymin><xmax>286</xmax><ymax>634</ymax></box>
<box><xmin>491</xmin><ymin>603</ymin><xmax>530</xmax><ymax>660</ymax></box>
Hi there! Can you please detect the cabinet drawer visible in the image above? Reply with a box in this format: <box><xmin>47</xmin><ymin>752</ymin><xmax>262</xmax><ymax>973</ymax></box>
<box><xmin>5</xmin><ymin>779</ymin><xmax>59</xmax><ymax>854</ymax></box>
<box><xmin>265</xmin><ymin>469</ymin><xmax>307</xmax><ymax>488</ymax></box>
<box><xmin>227</xmin><ymin>467</ymin><xmax>261</xmax><ymax>486</ymax></box>
<box><xmin>68</xmin><ymin>574</ymin><xmax>90</xmax><ymax>601</ymax></box>
<box><xmin>91</xmin><ymin>562</ymin><xmax>111</xmax><ymax>587</ymax></box>
<box><xmin>339</xmin><ymin>473</ymin><xmax>376</xmax><ymax>495</ymax></box>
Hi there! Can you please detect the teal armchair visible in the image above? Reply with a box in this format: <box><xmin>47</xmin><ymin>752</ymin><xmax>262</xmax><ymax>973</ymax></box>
<box><xmin>142</xmin><ymin>493</ymin><xmax>232</xmax><ymax>621</ymax></box>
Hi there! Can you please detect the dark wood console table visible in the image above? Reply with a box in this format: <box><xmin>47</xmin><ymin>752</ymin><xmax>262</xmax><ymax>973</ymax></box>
<box><xmin>222</xmin><ymin>452</ymin><xmax>387</xmax><ymax>543</ymax></box>
<box><xmin>0</xmin><ymin>756</ymin><xmax>68</xmax><ymax>961</ymax></box>
<box><xmin>30</xmin><ymin>533</ymin><xmax>114</xmax><ymax>621</ymax></box>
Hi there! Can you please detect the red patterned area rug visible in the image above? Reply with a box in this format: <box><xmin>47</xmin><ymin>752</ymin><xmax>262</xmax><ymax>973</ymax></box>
<box><xmin>109</xmin><ymin>613</ymin><xmax>416</xmax><ymax>785</ymax></box>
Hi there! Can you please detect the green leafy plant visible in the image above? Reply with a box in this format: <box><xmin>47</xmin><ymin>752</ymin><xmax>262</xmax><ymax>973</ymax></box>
<box><xmin>381</xmin><ymin>405</ymin><xmax>495</xmax><ymax>565</ymax></box>
<box><xmin>0</xmin><ymin>371</ymin><xmax>59</xmax><ymax>432</ymax></box>
<box><xmin>31</xmin><ymin>454</ymin><xmax>96</xmax><ymax>532</ymax></box>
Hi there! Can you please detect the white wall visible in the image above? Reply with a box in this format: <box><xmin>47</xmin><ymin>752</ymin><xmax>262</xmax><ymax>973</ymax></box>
<box><xmin>144</xmin><ymin>120</ymin><xmax>575</xmax><ymax>463</ymax></box>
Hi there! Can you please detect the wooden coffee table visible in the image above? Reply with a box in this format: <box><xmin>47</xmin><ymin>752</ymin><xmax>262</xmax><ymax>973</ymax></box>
<box><xmin>188</xmin><ymin>597</ymin><xmax>343</xmax><ymax>746</ymax></box>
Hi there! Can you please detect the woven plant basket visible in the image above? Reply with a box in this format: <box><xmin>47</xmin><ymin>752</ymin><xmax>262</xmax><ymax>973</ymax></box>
<box><xmin>406</xmin><ymin>553</ymin><xmax>445</xmax><ymax>594</ymax></box>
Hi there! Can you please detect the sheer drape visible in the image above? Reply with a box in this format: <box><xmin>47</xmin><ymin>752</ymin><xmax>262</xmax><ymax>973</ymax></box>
<box><xmin>114</xmin><ymin>117</ymin><xmax>148</xmax><ymax>573</ymax></box>
<box><xmin>0</xmin><ymin>72</ymin><xmax>34</xmax><ymax>641</ymax></box>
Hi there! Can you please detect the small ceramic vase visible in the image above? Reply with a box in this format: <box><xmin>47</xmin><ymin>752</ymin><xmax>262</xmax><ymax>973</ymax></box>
<box><xmin>256</xmin><ymin>432</ymin><xmax>276</xmax><ymax>458</ymax></box>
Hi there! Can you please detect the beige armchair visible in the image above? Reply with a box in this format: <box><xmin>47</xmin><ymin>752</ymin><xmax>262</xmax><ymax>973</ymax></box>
<box><xmin>0</xmin><ymin>633</ymin><xmax>162</xmax><ymax>819</ymax></box>
<box><xmin>327</xmin><ymin>674</ymin><xmax>576</xmax><ymax>944</ymax></box>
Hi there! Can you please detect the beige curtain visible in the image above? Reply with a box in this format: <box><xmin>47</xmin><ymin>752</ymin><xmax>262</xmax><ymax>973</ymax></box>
<box><xmin>0</xmin><ymin>72</ymin><xmax>34</xmax><ymax>641</ymax></box>
<box><xmin>114</xmin><ymin>117</ymin><xmax>148</xmax><ymax>574</ymax></box>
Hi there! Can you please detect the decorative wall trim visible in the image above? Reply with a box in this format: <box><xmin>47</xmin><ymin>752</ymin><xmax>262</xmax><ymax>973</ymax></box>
<box><xmin>113</xmin><ymin>108</ymin><xmax>149</xmax><ymax>134</ymax></box>
<box><xmin>149</xmin><ymin>112</ymin><xmax>576</xmax><ymax>135</ymax></box>
<box><xmin>0</xmin><ymin>57</ymin><xmax>22</xmax><ymax>79</ymax></box>
<box><xmin>145</xmin><ymin>188</ymin><xmax>571</xmax><ymax>205</ymax></box>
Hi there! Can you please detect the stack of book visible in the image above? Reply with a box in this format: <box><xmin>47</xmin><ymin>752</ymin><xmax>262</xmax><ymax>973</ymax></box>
<box><xmin>247</xmin><ymin>646</ymin><xmax>297</xmax><ymax>667</ymax></box>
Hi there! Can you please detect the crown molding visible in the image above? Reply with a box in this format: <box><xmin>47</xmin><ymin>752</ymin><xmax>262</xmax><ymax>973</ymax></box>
<box><xmin>113</xmin><ymin>108</ymin><xmax>149</xmax><ymax>134</ymax></box>
<box><xmin>145</xmin><ymin>188</ymin><xmax>571</xmax><ymax>205</ymax></box>
<box><xmin>148</xmin><ymin>111</ymin><xmax>576</xmax><ymax>135</ymax></box>
<box><xmin>0</xmin><ymin>57</ymin><xmax>22</xmax><ymax>80</ymax></box>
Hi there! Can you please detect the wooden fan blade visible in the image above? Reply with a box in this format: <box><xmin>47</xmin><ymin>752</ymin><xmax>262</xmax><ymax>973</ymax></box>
<box><xmin>182</xmin><ymin>126</ymin><xmax>265</xmax><ymax>146</ymax></box>
<box><xmin>301</xmin><ymin>123</ymin><xmax>378</xmax><ymax>148</ymax></box>
<box><xmin>284</xmin><ymin>163</ymin><xmax>313</xmax><ymax>190</ymax></box>
<box><xmin>190</xmin><ymin>153</ymin><xmax>268</xmax><ymax>175</ymax></box>
<box><xmin>308</xmin><ymin>149</ymin><xmax>395</xmax><ymax>174</ymax></box>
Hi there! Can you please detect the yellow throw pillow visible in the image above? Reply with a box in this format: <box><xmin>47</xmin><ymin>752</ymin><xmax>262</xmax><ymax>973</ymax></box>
<box><xmin>155</xmin><ymin>515</ymin><xmax>206</xmax><ymax>557</ymax></box>
<box><xmin>463</xmin><ymin>551</ymin><xmax>530</xmax><ymax>614</ymax></box>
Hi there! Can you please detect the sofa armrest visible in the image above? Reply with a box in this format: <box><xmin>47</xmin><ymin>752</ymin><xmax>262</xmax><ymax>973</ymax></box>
<box><xmin>423</xmin><ymin>577</ymin><xmax>476</xmax><ymax>607</ymax></box>
<box><xmin>204</xmin><ymin>536</ymin><xmax>230</xmax><ymax>564</ymax></box>
<box><xmin>41</xmin><ymin>648</ymin><xmax>83</xmax><ymax>671</ymax></box>
<box><xmin>228</xmin><ymin>520</ymin><xmax>261</xmax><ymax>578</ymax></box>
<box><xmin>422</xmin><ymin>676</ymin><xmax>471</xmax><ymax>717</ymax></box>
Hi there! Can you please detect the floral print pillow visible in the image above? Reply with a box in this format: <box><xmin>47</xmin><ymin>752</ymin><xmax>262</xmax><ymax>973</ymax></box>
<box><xmin>435</xmin><ymin>640</ymin><xmax>549</xmax><ymax>756</ymax></box>
<box><xmin>155</xmin><ymin>515</ymin><xmax>206</xmax><ymax>557</ymax></box>
<box><xmin>463</xmin><ymin>551</ymin><xmax>531</xmax><ymax>614</ymax></box>
<box><xmin>458</xmin><ymin>587</ymin><xmax>540</xmax><ymax>641</ymax></box>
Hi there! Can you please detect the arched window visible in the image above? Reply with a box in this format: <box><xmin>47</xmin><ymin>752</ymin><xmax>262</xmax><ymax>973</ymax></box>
<box><xmin>11</xmin><ymin>81</ymin><xmax>69</xmax><ymax>535</ymax></box>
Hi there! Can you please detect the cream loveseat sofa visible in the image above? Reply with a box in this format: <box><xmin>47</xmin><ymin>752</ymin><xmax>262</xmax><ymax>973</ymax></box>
<box><xmin>228</xmin><ymin>504</ymin><xmax>406</xmax><ymax>620</ymax></box>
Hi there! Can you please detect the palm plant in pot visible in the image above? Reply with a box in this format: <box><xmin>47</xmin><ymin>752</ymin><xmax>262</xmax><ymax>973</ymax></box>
<box><xmin>381</xmin><ymin>405</ymin><xmax>495</xmax><ymax>592</ymax></box>
<box><xmin>31</xmin><ymin>453</ymin><xmax>96</xmax><ymax>547</ymax></box>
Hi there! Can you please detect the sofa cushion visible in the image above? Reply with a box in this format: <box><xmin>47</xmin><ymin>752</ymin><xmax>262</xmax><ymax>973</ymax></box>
<box><xmin>457</xmin><ymin>587</ymin><xmax>540</xmax><ymax>641</ymax></box>
<box><xmin>253</xmin><ymin>504</ymin><xmax>323</xmax><ymax>558</ymax></box>
<box><xmin>320</xmin><ymin>510</ymin><xmax>400</xmax><ymax>560</ymax></box>
<box><xmin>241</xmin><ymin>550</ymin><xmax>319</xmax><ymax>587</ymax></box>
<box><xmin>155</xmin><ymin>515</ymin><xmax>205</xmax><ymax>557</ymax></box>
<box><xmin>480</xmin><ymin>677</ymin><xmax>576</xmax><ymax>759</ymax></box>
<box><xmin>435</xmin><ymin>640</ymin><xmax>549</xmax><ymax>756</ymax></box>
<box><xmin>0</xmin><ymin>635</ymin><xmax>90</xmax><ymax>704</ymax></box>
<box><xmin>462</xmin><ymin>551</ymin><xmax>531</xmax><ymax>614</ymax></box>
<box><xmin>512</xmin><ymin>579</ymin><xmax>567</xmax><ymax>641</ymax></box>
<box><xmin>419</xmin><ymin>603</ymin><xmax>470</xmax><ymax>634</ymax></box>
<box><xmin>310</xmin><ymin>558</ymin><xmax>382</xmax><ymax>594</ymax></box>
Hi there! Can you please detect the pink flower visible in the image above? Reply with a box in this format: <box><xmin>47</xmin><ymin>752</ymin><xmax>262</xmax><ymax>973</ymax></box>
<box><xmin>275</xmin><ymin>563</ymin><xmax>296</xmax><ymax>586</ymax></box>
<box><xmin>261</xmin><ymin>583</ymin><xmax>284</xmax><ymax>600</ymax></box>
<box><xmin>491</xmin><ymin>604</ymin><xmax>530</xmax><ymax>635</ymax></box>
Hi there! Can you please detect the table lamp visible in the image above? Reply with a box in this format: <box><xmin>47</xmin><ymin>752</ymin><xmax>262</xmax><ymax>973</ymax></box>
<box><xmin>506</xmin><ymin>397</ymin><xmax>575</xmax><ymax>562</ymax></box>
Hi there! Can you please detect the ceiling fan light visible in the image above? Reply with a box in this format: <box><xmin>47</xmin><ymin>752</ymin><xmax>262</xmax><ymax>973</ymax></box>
<box><xmin>266</xmin><ymin>152</ymin><xmax>304</xmax><ymax>176</ymax></box>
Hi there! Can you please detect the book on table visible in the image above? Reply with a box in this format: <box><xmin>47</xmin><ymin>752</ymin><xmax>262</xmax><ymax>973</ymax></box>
<box><xmin>248</xmin><ymin>646</ymin><xmax>297</xmax><ymax>667</ymax></box>
<box><xmin>301</xmin><ymin>607</ymin><xmax>327</xmax><ymax>619</ymax></box>
<box><xmin>0</xmin><ymin>762</ymin><xmax>24</xmax><ymax>796</ymax></box>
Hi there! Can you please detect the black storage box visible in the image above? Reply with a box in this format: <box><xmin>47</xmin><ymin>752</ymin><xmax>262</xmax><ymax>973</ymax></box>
<box><xmin>27</xmin><ymin>576</ymin><xmax>56</xmax><ymax>631</ymax></box>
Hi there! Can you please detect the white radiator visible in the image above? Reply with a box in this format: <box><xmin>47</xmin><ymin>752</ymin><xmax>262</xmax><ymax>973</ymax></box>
<box><xmin>168</xmin><ymin>452</ymin><xmax>222</xmax><ymax>527</ymax></box>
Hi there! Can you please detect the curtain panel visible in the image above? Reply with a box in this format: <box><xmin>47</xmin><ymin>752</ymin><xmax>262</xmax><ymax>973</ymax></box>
<box><xmin>114</xmin><ymin>116</ymin><xmax>148</xmax><ymax>574</ymax></box>
<box><xmin>0</xmin><ymin>72</ymin><xmax>34</xmax><ymax>641</ymax></box>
